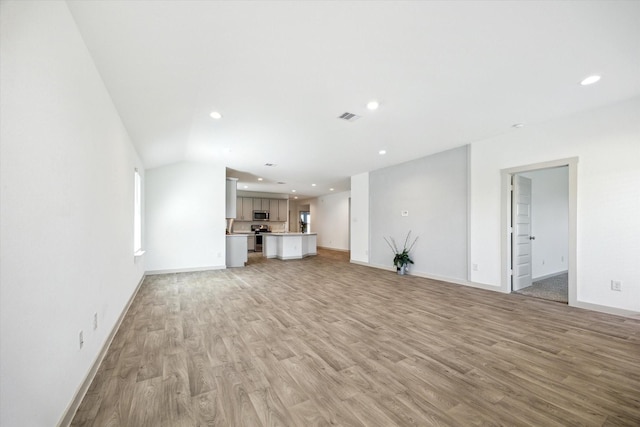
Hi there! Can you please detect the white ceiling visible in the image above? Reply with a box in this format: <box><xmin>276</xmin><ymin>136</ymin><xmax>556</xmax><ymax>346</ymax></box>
<box><xmin>67</xmin><ymin>1</ymin><xmax>640</xmax><ymax>198</ymax></box>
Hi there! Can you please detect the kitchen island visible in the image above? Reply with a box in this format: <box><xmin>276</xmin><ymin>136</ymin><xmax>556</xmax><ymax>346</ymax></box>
<box><xmin>263</xmin><ymin>232</ymin><xmax>317</xmax><ymax>260</ymax></box>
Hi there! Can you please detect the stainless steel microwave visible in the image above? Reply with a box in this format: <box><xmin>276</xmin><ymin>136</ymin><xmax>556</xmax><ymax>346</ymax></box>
<box><xmin>253</xmin><ymin>210</ymin><xmax>270</xmax><ymax>221</ymax></box>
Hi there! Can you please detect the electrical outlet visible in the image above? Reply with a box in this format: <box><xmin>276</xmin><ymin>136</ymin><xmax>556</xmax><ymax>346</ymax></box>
<box><xmin>93</xmin><ymin>313</ymin><xmax>98</xmax><ymax>330</ymax></box>
<box><xmin>561</xmin><ymin>256</ymin><xmax>564</xmax><ymax>262</ymax></box>
<box><xmin>472</xmin><ymin>263</ymin><xmax>478</xmax><ymax>271</ymax></box>
<box><xmin>79</xmin><ymin>330</ymin><xmax>84</xmax><ymax>349</ymax></box>
<box><xmin>401</xmin><ymin>210</ymin><xmax>409</xmax><ymax>217</ymax></box>
<box><xmin>611</xmin><ymin>281</ymin><xmax>622</xmax><ymax>292</ymax></box>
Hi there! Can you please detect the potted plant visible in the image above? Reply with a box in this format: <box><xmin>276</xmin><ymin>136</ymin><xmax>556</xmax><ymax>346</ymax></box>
<box><xmin>384</xmin><ymin>231</ymin><xmax>418</xmax><ymax>275</ymax></box>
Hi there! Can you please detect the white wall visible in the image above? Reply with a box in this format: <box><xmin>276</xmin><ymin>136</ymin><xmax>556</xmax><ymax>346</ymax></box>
<box><xmin>521</xmin><ymin>167</ymin><xmax>569</xmax><ymax>279</ymax></box>
<box><xmin>470</xmin><ymin>98</ymin><xmax>640</xmax><ymax>312</ymax></box>
<box><xmin>0</xmin><ymin>2</ymin><xmax>146</xmax><ymax>426</ymax></box>
<box><xmin>350</xmin><ymin>172</ymin><xmax>370</xmax><ymax>263</ymax></box>
<box><xmin>369</xmin><ymin>146</ymin><xmax>469</xmax><ymax>281</ymax></box>
<box><xmin>312</xmin><ymin>191</ymin><xmax>351</xmax><ymax>251</ymax></box>
<box><xmin>145</xmin><ymin>161</ymin><xmax>226</xmax><ymax>273</ymax></box>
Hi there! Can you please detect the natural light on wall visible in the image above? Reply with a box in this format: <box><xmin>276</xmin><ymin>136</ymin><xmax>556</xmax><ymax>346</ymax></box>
<box><xmin>134</xmin><ymin>169</ymin><xmax>143</xmax><ymax>255</ymax></box>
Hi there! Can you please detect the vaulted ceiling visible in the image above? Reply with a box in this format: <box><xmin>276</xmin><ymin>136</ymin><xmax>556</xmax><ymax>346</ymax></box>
<box><xmin>67</xmin><ymin>1</ymin><xmax>640</xmax><ymax>198</ymax></box>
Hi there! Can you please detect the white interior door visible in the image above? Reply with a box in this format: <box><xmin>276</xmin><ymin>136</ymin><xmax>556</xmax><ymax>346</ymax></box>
<box><xmin>512</xmin><ymin>175</ymin><xmax>533</xmax><ymax>291</ymax></box>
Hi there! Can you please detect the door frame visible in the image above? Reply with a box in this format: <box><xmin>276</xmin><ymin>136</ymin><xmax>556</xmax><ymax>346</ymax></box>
<box><xmin>500</xmin><ymin>157</ymin><xmax>578</xmax><ymax>306</ymax></box>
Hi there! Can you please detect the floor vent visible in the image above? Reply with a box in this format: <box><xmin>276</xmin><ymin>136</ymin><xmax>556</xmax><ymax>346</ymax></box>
<box><xmin>337</xmin><ymin>112</ymin><xmax>361</xmax><ymax>122</ymax></box>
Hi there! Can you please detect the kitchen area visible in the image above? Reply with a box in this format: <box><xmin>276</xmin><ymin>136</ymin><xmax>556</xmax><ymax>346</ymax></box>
<box><xmin>225</xmin><ymin>178</ymin><xmax>317</xmax><ymax>267</ymax></box>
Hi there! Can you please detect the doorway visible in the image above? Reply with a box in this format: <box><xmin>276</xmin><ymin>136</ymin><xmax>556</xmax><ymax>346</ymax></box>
<box><xmin>501</xmin><ymin>157</ymin><xmax>578</xmax><ymax>306</ymax></box>
<box><xmin>511</xmin><ymin>167</ymin><xmax>569</xmax><ymax>303</ymax></box>
<box><xmin>300</xmin><ymin>211</ymin><xmax>310</xmax><ymax>233</ymax></box>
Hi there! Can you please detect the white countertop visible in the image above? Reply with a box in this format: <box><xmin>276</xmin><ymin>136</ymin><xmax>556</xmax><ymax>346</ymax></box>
<box><xmin>267</xmin><ymin>232</ymin><xmax>317</xmax><ymax>236</ymax></box>
<box><xmin>228</xmin><ymin>233</ymin><xmax>251</xmax><ymax>237</ymax></box>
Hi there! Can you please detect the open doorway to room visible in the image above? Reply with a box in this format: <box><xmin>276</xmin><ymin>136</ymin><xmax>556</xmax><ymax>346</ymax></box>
<box><xmin>300</xmin><ymin>211</ymin><xmax>310</xmax><ymax>233</ymax></box>
<box><xmin>501</xmin><ymin>157</ymin><xmax>578</xmax><ymax>307</ymax></box>
<box><xmin>511</xmin><ymin>167</ymin><xmax>569</xmax><ymax>303</ymax></box>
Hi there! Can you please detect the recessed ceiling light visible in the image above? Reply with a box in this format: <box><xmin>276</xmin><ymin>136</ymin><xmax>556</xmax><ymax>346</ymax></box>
<box><xmin>379</xmin><ymin>149</ymin><xmax>387</xmax><ymax>155</ymax></box>
<box><xmin>294</xmin><ymin>196</ymin><xmax>298</xmax><ymax>199</ymax></box>
<box><xmin>367</xmin><ymin>100</ymin><xmax>379</xmax><ymax>110</ymax></box>
<box><xmin>292</xmin><ymin>190</ymin><xmax>296</xmax><ymax>193</ymax></box>
<box><xmin>257</xmin><ymin>177</ymin><xmax>263</xmax><ymax>181</ymax></box>
<box><xmin>312</xmin><ymin>183</ymin><xmax>316</xmax><ymax>187</ymax></box>
<box><xmin>209</xmin><ymin>111</ymin><xmax>223</xmax><ymax>119</ymax></box>
<box><xmin>330</xmin><ymin>188</ymin><xmax>334</xmax><ymax>191</ymax></box>
<box><xmin>512</xmin><ymin>123</ymin><xmax>525</xmax><ymax>129</ymax></box>
<box><xmin>243</xmin><ymin>185</ymin><xmax>248</xmax><ymax>189</ymax></box>
<box><xmin>580</xmin><ymin>75</ymin><xmax>601</xmax><ymax>86</ymax></box>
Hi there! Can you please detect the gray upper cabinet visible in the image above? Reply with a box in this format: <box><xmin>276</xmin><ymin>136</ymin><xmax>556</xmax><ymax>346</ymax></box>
<box><xmin>243</xmin><ymin>198</ymin><xmax>254</xmax><ymax>219</ymax></box>
<box><xmin>236</xmin><ymin>197</ymin><xmax>254</xmax><ymax>221</ymax></box>
<box><xmin>253</xmin><ymin>198</ymin><xmax>270</xmax><ymax>211</ymax></box>
<box><xmin>269</xmin><ymin>199</ymin><xmax>279</xmax><ymax>219</ymax></box>
<box><xmin>278</xmin><ymin>199</ymin><xmax>288</xmax><ymax>222</ymax></box>
<box><xmin>236</xmin><ymin>196</ymin><xmax>288</xmax><ymax>221</ymax></box>
<box><xmin>236</xmin><ymin>197</ymin><xmax>244</xmax><ymax>220</ymax></box>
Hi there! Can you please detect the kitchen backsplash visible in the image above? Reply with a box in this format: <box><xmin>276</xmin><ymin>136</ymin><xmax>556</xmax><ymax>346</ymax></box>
<box><xmin>233</xmin><ymin>222</ymin><xmax>287</xmax><ymax>233</ymax></box>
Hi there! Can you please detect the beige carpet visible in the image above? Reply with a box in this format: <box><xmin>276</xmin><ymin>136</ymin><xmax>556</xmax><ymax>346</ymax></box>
<box><xmin>514</xmin><ymin>272</ymin><xmax>568</xmax><ymax>303</ymax></box>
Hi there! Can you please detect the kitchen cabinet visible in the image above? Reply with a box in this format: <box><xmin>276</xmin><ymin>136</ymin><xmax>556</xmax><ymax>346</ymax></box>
<box><xmin>243</xmin><ymin>198</ymin><xmax>254</xmax><ymax>219</ymax></box>
<box><xmin>236</xmin><ymin>197</ymin><xmax>243</xmax><ymax>219</ymax></box>
<box><xmin>247</xmin><ymin>235</ymin><xmax>255</xmax><ymax>251</ymax></box>
<box><xmin>236</xmin><ymin>197</ymin><xmax>254</xmax><ymax>221</ymax></box>
<box><xmin>263</xmin><ymin>233</ymin><xmax>317</xmax><ymax>260</ymax></box>
<box><xmin>253</xmin><ymin>198</ymin><xmax>269</xmax><ymax>211</ymax></box>
<box><xmin>235</xmin><ymin>196</ymin><xmax>288</xmax><ymax>222</ymax></box>
<box><xmin>278</xmin><ymin>199</ymin><xmax>288</xmax><ymax>222</ymax></box>
<box><xmin>269</xmin><ymin>199</ymin><xmax>279</xmax><ymax>219</ymax></box>
<box><xmin>267</xmin><ymin>199</ymin><xmax>288</xmax><ymax>222</ymax></box>
<box><xmin>226</xmin><ymin>234</ymin><xmax>248</xmax><ymax>267</ymax></box>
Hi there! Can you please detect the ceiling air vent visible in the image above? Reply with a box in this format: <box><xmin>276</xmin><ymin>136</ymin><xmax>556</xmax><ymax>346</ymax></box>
<box><xmin>264</xmin><ymin>163</ymin><xmax>277</xmax><ymax>167</ymax></box>
<box><xmin>338</xmin><ymin>112</ymin><xmax>361</xmax><ymax>122</ymax></box>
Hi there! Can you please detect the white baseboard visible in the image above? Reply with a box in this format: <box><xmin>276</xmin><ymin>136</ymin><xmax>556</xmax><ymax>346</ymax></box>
<box><xmin>364</xmin><ymin>262</ymin><xmax>504</xmax><ymax>293</ymax></box>
<box><xmin>145</xmin><ymin>265</ymin><xmax>226</xmax><ymax>275</ymax></box>
<box><xmin>572</xmin><ymin>300</ymin><xmax>640</xmax><ymax>319</ymax></box>
<box><xmin>317</xmin><ymin>246</ymin><xmax>349</xmax><ymax>253</ymax></box>
<box><xmin>533</xmin><ymin>270</ymin><xmax>568</xmax><ymax>282</ymax></box>
<box><xmin>57</xmin><ymin>274</ymin><xmax>146</xmax><ymax>427</ymax></box>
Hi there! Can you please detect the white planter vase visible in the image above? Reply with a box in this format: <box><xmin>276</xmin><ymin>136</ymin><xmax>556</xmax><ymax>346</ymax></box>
<box><xmin>397</xmin><ymin>265</ymin><xmax>406</xmax><ymax>275</ymax></box>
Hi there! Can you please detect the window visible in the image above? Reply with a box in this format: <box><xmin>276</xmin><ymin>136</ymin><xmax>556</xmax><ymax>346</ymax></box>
<box><xmin>133</xmin><ymin>169</ymin><xmax>143</xmax><ymax>256</ymax></box>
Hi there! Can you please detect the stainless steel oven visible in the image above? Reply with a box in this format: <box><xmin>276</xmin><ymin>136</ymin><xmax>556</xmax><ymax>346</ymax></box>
<box><xmin>255</xmin><ymin>234</ymin><xmax>263</xmax><ymax>252</ymax></box>
<box><xmin>251</xmin><ymin>224</ymin><xmax>271</xmax><ymax>252</ymax></box>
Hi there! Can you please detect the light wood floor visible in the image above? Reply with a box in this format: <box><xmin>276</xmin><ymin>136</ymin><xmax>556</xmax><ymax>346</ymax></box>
<box><xmin>72</xmin><ymin>249</ymin><xmax>640</xmax><ymax>426</ymax></box>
